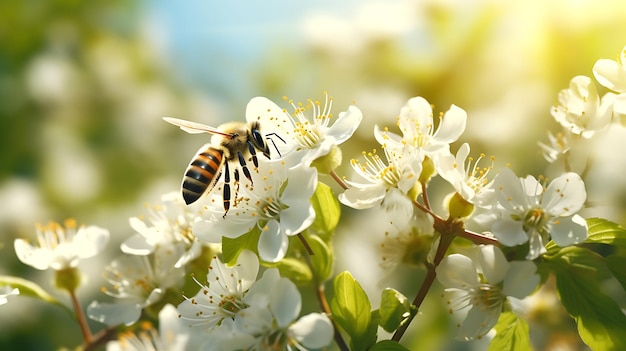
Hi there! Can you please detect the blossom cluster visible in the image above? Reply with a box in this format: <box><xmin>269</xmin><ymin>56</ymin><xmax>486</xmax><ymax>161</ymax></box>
<box><xmin>4</xmin><ymin>47</ymin><xmax>626</xmax><ymax>350</ymax></box>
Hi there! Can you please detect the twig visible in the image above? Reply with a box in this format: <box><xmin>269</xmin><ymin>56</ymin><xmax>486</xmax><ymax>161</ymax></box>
<box><xmin>297</xmin><ymin>233</ymin><xmax>315</xmax><ymax>255</ymax></box>
<box><xmin>391</xmin><ymin>229</ymin><xmax>454</xmax><ymax>342</ymax></box>
<box><xmin>329</xmin><ymin>170</ymin><xmax>349</xmax><ymax>190</ymax></box>
<box><xmin>68</xmin><ymin>289</ymin><xmax>92</xmax><ymax>345</ymax></box>
<box><xmin>316</xmin><ymin>284</ymin><xmax>350</xmax><ymax>351</ymax></box>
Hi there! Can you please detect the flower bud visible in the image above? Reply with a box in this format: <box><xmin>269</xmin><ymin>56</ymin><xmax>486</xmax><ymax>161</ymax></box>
<box><xmin>54</xmin><ymin>267</ymin><xmax>82</xmax><ymax>292</ymax></box>
<box><xmin>419</xmin><ymin>156</ymin><xmax>436</xmax><ymax>184</ymax></box>
<box><xmin>310</xmin><ymin>145</ymin><xmax>342</xmax><ymax>174</ymax></box>
<box><xmin>446</xmin><ymin>192</ymin><xmax>475</xmax><ymax>219</ymax></box>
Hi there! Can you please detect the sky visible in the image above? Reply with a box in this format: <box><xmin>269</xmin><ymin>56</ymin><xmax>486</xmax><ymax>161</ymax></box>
<box><xmin>145</xmin><ymin>0</ymin><xmax>365</xmax><ymax>95</ymax></box>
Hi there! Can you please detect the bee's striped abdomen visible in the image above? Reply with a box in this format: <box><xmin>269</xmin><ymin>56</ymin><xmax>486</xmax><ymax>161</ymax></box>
<box><xmin>181</xmin><ymin>146</ymin><xmax>224</xmax><ymax>205</ymax></box>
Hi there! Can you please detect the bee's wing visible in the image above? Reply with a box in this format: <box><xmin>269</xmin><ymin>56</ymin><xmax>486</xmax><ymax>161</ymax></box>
<box><xmin>163</xmin><ymin>117</ymin><xmax>233</xmax><ymax>136</ymax></box>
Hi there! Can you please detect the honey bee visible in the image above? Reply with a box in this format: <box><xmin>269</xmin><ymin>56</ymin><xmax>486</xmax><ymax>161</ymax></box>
<box><xmin>163</xmin><ymin>117</ymin><xmax>280</xmax><ymax>216</ymax></box>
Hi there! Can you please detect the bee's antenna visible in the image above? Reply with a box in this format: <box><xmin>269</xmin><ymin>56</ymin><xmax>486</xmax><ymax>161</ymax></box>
<box><xmin>265</xmin><ymin>133</ymin><xmax>285</xmax><ymax>157</ymax></box>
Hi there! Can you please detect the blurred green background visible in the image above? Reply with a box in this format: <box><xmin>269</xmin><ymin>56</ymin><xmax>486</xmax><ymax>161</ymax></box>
<box><xmin>2</xmin><ymin>0</ymin><xmax>626</xmax><ymax>350</ymax></box>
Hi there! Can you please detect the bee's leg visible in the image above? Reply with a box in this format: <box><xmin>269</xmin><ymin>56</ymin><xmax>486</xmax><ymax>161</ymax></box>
<box><xmin>247</xmin><ymin>140</ymin><xmax>259</xmax><ymax>168</ymax></box>
<box><xmin>233</xmin><ymin>167</ymin><xmax>241</xmax><ymax>207</ymax></box>
<box><xmin>222</xmin><ymin>162</ymin><xmax>231</xmax><ymax>218</ymax></box>
<box><xmin>237</xmin><ymin>151</ymin><xmax>253</xmax><ymax>185</ymax></box>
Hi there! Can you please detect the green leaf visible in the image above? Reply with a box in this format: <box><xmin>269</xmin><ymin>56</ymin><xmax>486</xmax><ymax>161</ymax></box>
<box><xmin>222</xmin><ymin>226</ymin><xmax>261</xmax><ymax>265</ymax></box>
<box><xmin>369</xmin><ymin>340</ymin><xmax>411</xmax><ymax>351</ymax></box>
<box><xmin>606</xmin><ymin>254</ymin><xmax>626</xmax><ymax>291</ymax></box>
<box><xmin>307</xmin><ymin>234</ymin><xmax>334</xmax><ymax>283</ymax></box>
<box><xmin>545</xmin><ymin>247</ymin><xmax>626</xmax><ymax>351</ymax></box>
<box><xmin>309</xmin><ymin>182</ymin><xmax>340</xmax><ymax>239</ymax></box>
<box><xmin>488</xmin><ymin>311</ymin><xmax>532</xmax><ymax>351</ymax></box>
<box><xmin>330</xmin><ymin>271</ymin><xmax>377</xmax><ymax>350</ymax></box>
<box><xmin>584</xmin><ymin>217</ymin><xmax>626</xmax><ymax>247</ymax></box>
<box><xmin>264</xmin><ymin>257</ymin><xmax>312</xmax><ymax>285</ymax></box>
<box><xmin>379</xmin><ymin>288</ymin><xmax>412</xmax><ymax>333</ymax></box>
<box><xmin>0</xmin><ymin>275</ymin><xmax>69</xmax><ymax>312</ymax></box>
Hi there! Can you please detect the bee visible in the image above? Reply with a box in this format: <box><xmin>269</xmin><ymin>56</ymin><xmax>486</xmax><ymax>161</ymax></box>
<box><xmin>163</xmin><ymin>117</ymin><xmax>280</xmax><ymax>216</ymax></box>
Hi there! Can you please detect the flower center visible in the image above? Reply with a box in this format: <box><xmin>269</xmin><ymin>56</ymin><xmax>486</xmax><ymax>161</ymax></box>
<box><xmin>218</xmin><ymin>295</ymin><xmax>243</xmax><ymax>314</ymax></box>
<box><xmin>465</xmin><ymin>154</ymin><xmax>494</xmax><ymax>193</ymax></box>
<box><xmin>293</xmin><ymin>121</ymin><xmax>321</xmax><ymax>148</ymax></box>
<box><xmin>351</xmin><ymin>149</ymin><xmax>402</xmax><ymax>187</ymax></box>
<box><xmin>523</xmin><ymin>206</ymin><xmax>549</xmax><ymax>232</ymax></box>
<box><xmin>260</xmin><ymin>330</ymin><xmax>288</xmax><ymax>350</ymax></box>
<box><xmin>257</xmin><ymin>196</ymin><xmax>286</xmax><ymax>219</ymax></box>
<box><xmin>285</xmin><ymin>93</ymin><xmax>334</xmax><ymax>149</ymax></box>
<box><xmin>35</xmin><ymin>219</ymin><xmax>78</xmax><ymax>249</ymax></box>
<box><xmin>471</xmin><ymin>284</ymin><xmax>504</xmax><ymax>311</ymax></box>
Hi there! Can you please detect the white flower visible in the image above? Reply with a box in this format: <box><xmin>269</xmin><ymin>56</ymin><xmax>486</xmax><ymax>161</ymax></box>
<box><xmin>436</xmin><ymin>143</ymin><xmax>494</xmax><ymax>206</ymax></box>
<box><xmin>177</xmin><ymin>250</ymin><xmax>260</xmax><ymax>331</ymax></box>
<box><xmin>123</xmin><ymin>191</ymin><xmax>202</xmax><ymax>268</ymax></box>
<box><xmin>374</xmin><ymin>96</ymin><xmax>467</xmax><ymax>157</ymax></box>
<box><xmin>538</xmin><ymin>131</ymin><xmax>572</xmax><ymax>163</ymax></box>
<box><xmin>0</xmin><ymin>286</ymin><xmax>19</xmax><ymax>306</ymax></box>
<box><xmin>14</xmin><ymin>219</ymin><xmax>109</xmax><ymax>271</ymax></box>
<box><xmin>339</xmin><ymin>145</ymin><xmax>421</xmax><ymax>211</ymax></box>
<box><xmin>491</xmin><ymin>168</ymin><xmax>588</xmax><ymax>259</ymax></box>
<box><xmin>196</xmin><ymin>267</ymin><xmax>333</xmax><ymax>351</ymax></box>
<box><xmin>233</xmin><ymin>269</ymin><xmax>333</xmax><ymax>351</ymax></box>
<box><xmin>247</xmin><ymin>93</ymin><xmax>363</xmax><ymax>167</ymax></box>
<box><xmin>193</xmin><ymin>163</ymin><xmax>317</xmax><ymax>262</ymax></box>
<box><xmin>380</xmin><ymin>209</ymin><xmax>434</xmax><ymax>270</ymax></box>
<box><xmin>88</xmin><ymin>244</ymin><xmax>185</xmax><ymax>326</ymax></box>
<box><xmin>550</xmin><ymin>75</ymin><xmax>613</xmax><ymax>138</ymax></box>
<box><xmin>106</xmin><ymin>304</ymin><xmax>189</xmax><ymax>351</ymax></box>
<box><xmin>436</xmin><ymin>245</ymin><xmax>539</xmax><ymax>341</ymax></box>
<box><xmin>593</xmin><ymin>45</ymin><xmax>626</xmax><ymax>123</ymax></box>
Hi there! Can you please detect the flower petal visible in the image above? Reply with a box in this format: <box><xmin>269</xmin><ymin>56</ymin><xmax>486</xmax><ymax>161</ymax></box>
<box><xmin>257</xmin><ymin>220</ymin><xmax>288</xmax><ymax>262</ymax></box>
<box><xmin>246</xmin><ymin>96</ymin><xmax>296</xmax><ymax>158</ymax></box>
<box><xmin>593</xmin><ymin>57</ymin><xmax>626</xmax><ymax>92</ymax></box>
<box><xmin>290</xmin><ymin>313</ymin><xmax>334</xmax><ymax>348</ymax></box>
<box><xmin>325</xmin><ymin>105</ymin><xmax>363</xmax><ymax>144</ymax></box>
<box><xmin>281</xmin><ymin>202</ymin><xmax>315</xmax><ymax>236</ymax></box>
<box><xmin>282</xmin><ymin>164</ymin><xmax>318</xmax><ymax>201</ymax></box>
<box><xmin>374</xmin><ymin>124</ymin><xmax>403</xmax><ymax>147</ymax></box>
<box><xmin>14</xmin><ymin>239</ymin><xmax>51</xmax><ymax>270</ymax></box>
<box><xmin>87</xmin><ymin>300</ymin><xmax>143</xmax><ymax>326</ymax></box>
<box><xmin>436</xmin><ymin>254</ymin><xmax>479</xmax><ymax>288</ymax></box>
<box><xmin>476</xmin><ymin>245</ymin><xmax>509</xmax><ymax>284</ymax></box>
<box><xmin>193</xmin><ymin>217</ymin><xmax>255</xmax><ymax>242</ymax></box>
<box><xmin>120</xmin><ymin>233</ymin><xmax>155</xmax><ymax>255</ymax></box>
<box><xmin>543</xmin><ymin>172</ymin><xmax>586</xmax><ymax>216</ymax></box>
<box><xmin>457</xmin><ymin>304</ymin><xmax>500</xmax><ymax>341</ymax></box>
<box><xmin>73</xmin><ymin>225</ymin><xmax>110</xmax><ymax>259</ymax></box>
<box><xmin>433</xmin><ymin>104</ymin><xmax>467</xmax><ymax>144</ymax></box>
<box><xmin>491</xmin><ymin>217</ymin><xmax>528</xmax><ymax>246</ymax></box>
<box><xmin>234</xmin><ymin>249</ymin><xmax>261</xmax><ymax>291</ymax></box>
<box><xmin>549</xmin><ymin>214</ymin><xmax>588</xmax><ymax>247</ymax></box>
<box><xmin>526</xmin><ymin>229</ymin><xmax>546</xmax><ymax>260</ymax></box>
<box><xmin>270</xmin><ymin>278</ymin><xmax>301</xmax><ymax>328</ymax></box>
<box><xmin>244</xmin><ymin>268</ymin><xmax>280</xmax><ymax>307</ymax></box>
<box><xmin>502</xmin><ymin>261</ymin><xmax>539</xmax><ymax>299</ymax></box>
<box><xmin>494</xmin><ymin>168</ymin><xmax>529</xmax><ymax>212</ymax></box>
<box><xmin>338</xmin><ymin>184</ymin><xmax>386</xmax><ymax>209</ymax></box>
